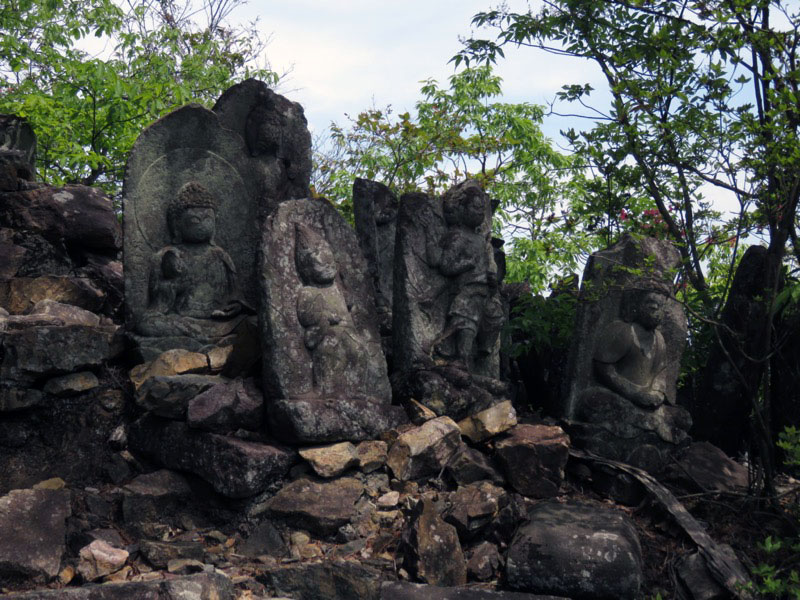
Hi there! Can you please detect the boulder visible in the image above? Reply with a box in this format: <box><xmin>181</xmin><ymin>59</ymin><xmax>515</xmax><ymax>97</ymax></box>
<box><xmin>443</xmin><ymin>481</ymin><xmax>508</xmax><ymax>541</ymax></box>
<box><xmin>506</xmin><ymin>500</ymin><xmax>643</xmax><ymax>599</ymax></box>
<box><xmin>495</xmin><ymin>424</ymin><xmax>569</xmax><ymax>498</ymax></box>
<box><xmin>129</xmin><ymin>415</ymin><xmax>294</xmax><ymax>498</ymax></box>
<box><xmin>77</xmin><ymin>539</ymin><xmax>128</xmax><ymax>582</ymax></box>
<box><xmin>0</xmin><ymin>276</ymin><xmax>105</xmax><ymax>314</ymax></box>
<box><xmin>135</xmin><ymin>374</ymin><xmax>224</xmax><ymax>419</ymax></box>
<box><xmin>299</xmin><ymin>442</ymin><xmax>359</xmax><ymax>478</ymax></box>
<box><xmin>402</xmin><ymin>498</ymin><xmax>466</xmax><ymax>587</ymax></box>
<box><xmin>187</xmin><ymin>377</ymin><xmax>263</xmax><ymax>432</ymax></box>
<box><xmin>267</xmin><ymin>559</ymin><xmax>384</xmax><ymax>600</ymax></box>
<box><xmin>457</xmin><ymin>400</ymin><xmax>517</xmax><ymax>443</ymax></box>
<box><xmin>387</xmin><ymin>416</ymin><xmax>463</xmax><ymax>481</ymax></box>
<box><xmin>263</xmin><ymin>477</ymin><xmax>365</xmax><ymax>536</ymax></box>
<box><xmin>1</xmin><ymin>324</ymin><xmax>122</xmax><ymax>383</ymax></box>
<box><xmin>381</xmin><ymin>582</ymin><xmax>567</xmax><ymax>599</ymax></box>
<box><xmin>0</xmin><ymin>488</ymin><xmax>71</xmax><ymax>581</ymax></box>
<box><xmin>667</xmin><ymin>441</ymin><xmax>749</xmax><ymax>493</ymax></box>
<box><xmin>5</xmin><ymin>572</ymin><xmax>235</xmax><ymax>599</ymax></box>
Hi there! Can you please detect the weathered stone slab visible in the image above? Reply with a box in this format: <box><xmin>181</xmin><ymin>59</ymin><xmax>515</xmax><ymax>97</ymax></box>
<box><xmin>0</xmin><ymin>276</ymin><xmax>105</xmax><ymax>314</ymax></box>
<box><xmin>129</xmin><ymin>414</ymin><xmax>294</xmax><ymax>498</ymax></box>
<box><xmin>381</xmin><ymin>582</ymin><xmax>567</xmax><ymax>599</ymax></box>
<box><xmin>392</xmin><ymin>182</ymin><xmax>507</xmax><ymax>419</ymax></box>
<box><xmin>387</xmin><ymin>416</ymin><xmax>463</xmax><ymax>481</ymax></box>
<box><xmin>0</xmin><ymin>385</ymin><xmax>43</xmax><ymax>412</ymax></box>
<box><xmin>135</xmin><ymin>374</ymin><xmax>223</xmax><ymax>419</ymax></box>
<box><xmin>0</xmin><ymin>185</ymin><xmax>120</xmax><ymax>252</ymax></box>
<box><xmin>495</xmin><ymin>424</ymin><xmax>569</xmax><ymax>498</ymax></box>
<box><xmin>564</xmin><ymin>235</ymin><xmax>692</xmax><ymax>469</ymax></box>
<box><xmin>667</xmin><ymin>441</ymin><xmax>749</xmax><ymax>493</ymax></box>
<box><xmin>353</xmin><ymin>178</ymin><xmax>398</xmax><ymax>334</ymax></box>
<box><xmin>0</xmin><ymin>488</ymin><xmax>71</xmax><ymax>581</ymax></box>
<box><xmin>402</xmin><ymin>498</ymin><xmax>466</xmax><ymax>587</ymax></box>
<box><xmin>260</xmin><ymin>197</ymin><xmax>395</xmax><ymax>442</ymax></box>
<box><xmin>129</xmin><ymin>348</ymin><xmax>210</xmax><ymax>390</ymax></box>
<box><xmin>263</xmin><ymin>477</ymin><xmax>365</xmax><ymax>536</ymax></box>
<box><xmin>458</xmin><ymin>400</ymin><xmax>517</xmax><ymax>442</ymax></box>
<box><xmin>123</xmin><ymin>103</ymin><xmax>261</xmax><ymax>349</ymax></box>
<box><xmin>187</xmin><ymin>377</ymin><xmax>263</xmax><ymax>432</ymax></box>
<box><xmin>299</xmin><ymin>442</ymin><xmax>358</xmax><ymax>478</ymax></box>
<box><xmin>42</xmin><ymin>372</ymin><xmax>99</xmax><ymax>396</ymax></box>
<box><xmin>267</xmin><ymin>559</ymin><xmax>384</xmax><ymax>600</ymax></box>
<box><xmin>506</xmin><ymin>500</ymin><xmax>642</xmax><ymax>599</ymax></box>
<box><xmin>29</xmin><ymin>299</ymin><xmax>102</xmax><ymax>326</ymax></box>
<box><xmin>4</xmin><ymin>572</ymin><xmax>235</xmax><ymax>599</ymax></box>
<box><xmin>443</xmin><ymin>481</ymin><xmax>508</xmax><ymax>541</ymax></box>
<box><xmin>446</xmin><ymin>446</ymin><xmax>504</xmax><ymax>486</ymax></box>
<box><xmin>1</xmin><ymin>324</ymin><xmax>122</xmax><ymax>383</ymax></box>
<box><xmin>212</xmin><ymin>78</ymin><xmax>311</xmax><ymax>206</ymax></box>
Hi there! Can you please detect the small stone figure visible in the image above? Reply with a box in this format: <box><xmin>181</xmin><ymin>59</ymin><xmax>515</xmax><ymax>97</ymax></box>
<box><xmin>294</xmin><ymin>222</ymin><xmax>366</xmax><ymax>397</ymax></box>
<box><xmin>137</xmin><ymin>181</ymin><xmax>248</xmax><ymax>341</ymax></box>
<box><xmin>592</xmin><ymin>288</ymin><xmax>668</xmax><ymax>409</ymax></box>
<box><xmin>434</xmin><ymin>187</ymin><xmax>501</xmax><ymax>369</ymax></box>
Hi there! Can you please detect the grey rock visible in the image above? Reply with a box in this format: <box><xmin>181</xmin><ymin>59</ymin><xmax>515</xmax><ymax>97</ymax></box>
<box><xmin>140</xmin><ymin>540</ymin><xmax>205</xmax><ymax>570</ymax></box>
<box><xmin>381</xmin><ymin>582</ymin><xmax>567</xmax><ymax>599</ymax></box>
<box><xmin>261</xmin><ymin>198</ymin><xmax>397</xmax><ymax>442</ymax></box>
<box><xmin>264</xmin><ymin>477</ymin><xmax>365</xmax><ymax>536</ymax></box>
<box><xmin>506</xmin><ymin>500</ymin><xmax>643</xmax><ymax>599</ymax></box>
<box><xmin>443</xmin><ymin>481</ymin><xmax>508</xmax><ymax>541</ymax></box>
<box><xmin>299</xmin><ymin>442</ymin><xmax>358</xmax><ymax>478</ymax></box>
<box><xmin>5</xmin><ymin>572</ymin><xmax>235</xmax><ymax>599</ymax></box>
<box><xmin>0</xmin><ymin>275</ymin><xmax>105</xmax><ymax>315</ymax></box>
<box><xmin>42</xmin><ymin>371</ymin><xmax>99</xmax><ymax>397</ymax></box>
<box><xmin>494</xmin><ymin>424</ymin><xmax>569</xmax><ymax>498</ymax></box>
<box><xmin>0</xmin><ymin>488</ymin><xmax>71</xmax><ymax>581</ymax></box>
<box><xmin>466</xmin><ymin>541</ymin><xmax>502</xmax><ymax>581</ymax></box>
<box><xmin>353</xmin><ymin>178</ymin><xmax>398</xmax><ymax>334</ymax></box>
<box><xmin>212</xmin><ymin>78</ymin><xmax>312</xmax><ymax>206</ymax></box>
<box><xmin>121</xmin><ymin>469</ymin><xmax>193</xmax><ymax>527</ymax></box>
<box><xmin>676</xmin><ymin>550</ymin><xmax>729</xmax><ymax>600</ymax></box>
<box><xmin>267</xmin><ymin>559</ymin><xmax>384</xmax><ymax>600</ymax></box>
<box><xmin>129</xmin><ymin>414</ymin><xmax>294</xmax><ymax>498</ymax></box>
<box><xmin>0</xmin><ymin>184</ymin><xmax>120</xmax><ymax>252</ymax></box>
<box><xmin>135</xmin><ymin>374</ymin><xmax>224</xmax><ymax>419</ymax></box>
<box><xmin>666</xmin><ymin>441</ymin><xmax>749</xmax><ymax>493</ymax></box>
<box><xmin>402</xmin><ymin>498</ymin><xmax>466</xmax><ymax>587</ymax></box>
<box><xmin>0</xmin><ymin>114</ymin><xmax>36</xmax><ymax>168</ymax></box>
<box><xmin>387</xmin><ymin>416</ymin><xmax>463</xmax><ymax>481</ymax></box>
<box><xmin>238</xmin><ymin>520</ymin><xmax>288</xmax><ymax>558</ymax></box>
<box><xmin>0</xmin><ymin>384</ymin><xmax>42</xmax><ymax>412</ymax></box>
<box><xmin>0</xmin><ymin>324</ymin><xmax>122</xmax><ymax>383</ymax></box>
<box><xmin>123</xmin><ymin>103</ymin><xmax>262</xmax><ymax>348</ymax></box>
<box><xmin>187</xmin><ymin>377</ymin><xmax>263</xmax><ymax>432</ymax></box>
<box><xmin>446</xmin><ymin>446</ymin><xmax>504</xmax><ymax>486</ymax></box>
<box><xmin>29</xmin><ymin>299</ymin><xmax>102</xmax><ymax>326</ymax></box>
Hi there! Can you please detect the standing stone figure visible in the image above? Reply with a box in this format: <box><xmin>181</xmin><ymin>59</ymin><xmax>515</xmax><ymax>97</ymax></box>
<box><xmin>137</xmin><ymin>181</ymin><xmax>249</xmax><ymax>341</ymax></box>
<box><xmin>260</xmin><ymin>198</ymin><xmax>405</xmax><ymax>443</ymax></box>
<box><xmin>564</xmin><ymin>236</ymin><xmax>692</xmax><ymax>470</ymax></box>
<box><xmin>393</xmin><ymin>180</ymin><xmax>508</xmax><ymax>421</ymax></box>
<box><xmin>294</xmin><ymin>222</ymin><xmax>368</xmax><ymax>398</ymax></box>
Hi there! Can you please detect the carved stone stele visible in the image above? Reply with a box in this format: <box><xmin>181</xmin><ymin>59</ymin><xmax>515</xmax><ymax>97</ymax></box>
<box><xmin>563</xmin><ymin>235</ymin><xmax>692</xmax><ymax>470</ymax></box>
<box><xmin>260</xmin><ymin>198</ymin><xmax>405</xmax><ymax>443</ymax></box>
<box><xmin>392</xmin><ymin>180</ymin><xmax>508</xmax><ymax>421</ymax></box>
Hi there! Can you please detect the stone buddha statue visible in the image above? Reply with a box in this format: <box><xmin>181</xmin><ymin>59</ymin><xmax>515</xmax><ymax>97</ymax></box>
<box><xmin>136</xmin><ymin>181</ymin><xmax>249</xmax><ymax>342</ymax></box>
<box><xmin>575</xmin><ymin>286</ymin><xmax>691</xmax><ymax>469</ymax></box>
<box><xmin>294</xmin><ymin>222</ymin><xmax>369</xmax><ymax>398</ymax></box>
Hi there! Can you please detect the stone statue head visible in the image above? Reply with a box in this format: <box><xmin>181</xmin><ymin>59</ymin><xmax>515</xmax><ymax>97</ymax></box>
<box><xmin>621</xmin><ymin>286</ymin><xmax>668</xmax><ymax>331</ymax></box>
<box><xmin>295</xmin><ymin>222</ymin><xmax>337</xmax><ymax>285</ymax></box>
<box><xmin>245</xmin><ymin>103</ymin><xmax>282</xmax><ymax>158</ymax></box>
<box><xmin>460</xmin><ymin>187</ymin><xmax>486</xmax><ymax>230</ymax></box>
<box><xmin>167</xmin><ymin>181</ymin><xmax>218</xmax><ymax>244</ymax></box>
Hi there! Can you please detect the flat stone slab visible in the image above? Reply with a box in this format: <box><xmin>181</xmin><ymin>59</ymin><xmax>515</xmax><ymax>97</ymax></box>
<box><xmin>263</xmin><ymin>477</ymin><xmax>365</xmax><ymax>536</ymax></box>
<box><xmin>0</xmin><ymin>488</ymin><xmax>71</xmax><ymax>581</ymax></box>
<box><xmin>506</xmin><ymin>500</ymin><xmax>643</xmax><ymax>600</ymax></box>
<box><xmin>129</xmin><ymin>414</ymin><xmax>294</xmax><ymax>498</ymax></box>
<box><xmin>267</xmin><ymin>559</ymin><xmax>384</xmax><ymax>600</ymax></box>
<box><xmin>381</xmin><ymin>581</ymin><xmax>568</xmax><ymax>599</ymax></box>
<box><xmin>4</xmin><ymin>572</ymin><xmax>234</xmax><ymax>599</ymax></box>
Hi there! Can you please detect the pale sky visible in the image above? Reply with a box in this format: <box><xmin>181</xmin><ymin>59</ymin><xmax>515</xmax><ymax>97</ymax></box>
<box><xmin>237</xmin><ymin>1</ymin><xmax>607</xmax><ymax>144</ymax></box>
